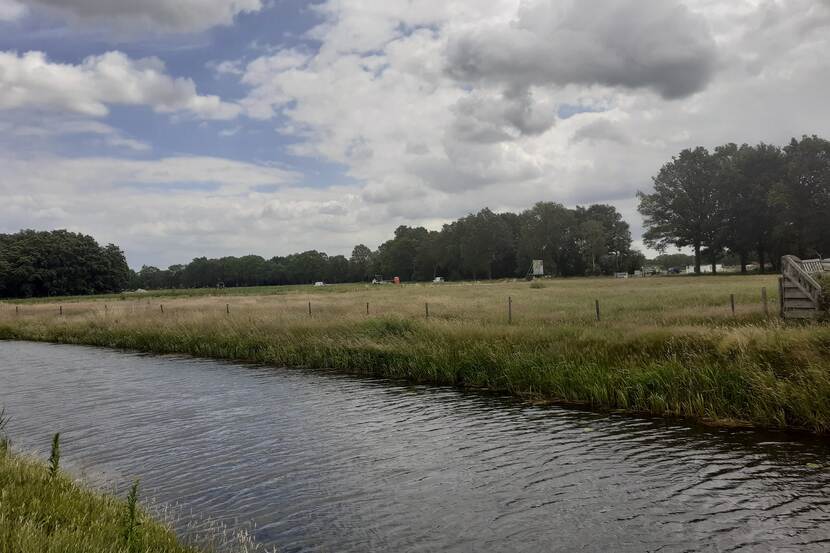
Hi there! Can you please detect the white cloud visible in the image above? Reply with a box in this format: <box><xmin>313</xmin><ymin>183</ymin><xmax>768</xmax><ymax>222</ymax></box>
<box><xmin>24</xmin><ymin>0</ymin><xmax>262</xmax><ymax>33</ymax></box>
<box><xmin>0</xmin><ymin>0</ymin><xmax>25</xmax><ymax>21</ymax></box>
<box><xmin>6</xmin><ymin>0</ymin><xmax>830</xmax><ymax>265</ymax></box>
<box><xmin>0</xmin><ymin>118</ymin><xmax>151</xmax><ymax>151</ymax></box>
<box><xmin>0</xmin><ymin>50</ymin><xmax>241</xmax><ymax>120</ymax></box>
<box><xmin>0</xmin><ymin>154</ymin><xmax>384</xmax><ymax>267</ymax></box>
<box><xmin>226</xmin><ymin>0</ymin><xmax>830</xmax><ymax>258</ymax></box>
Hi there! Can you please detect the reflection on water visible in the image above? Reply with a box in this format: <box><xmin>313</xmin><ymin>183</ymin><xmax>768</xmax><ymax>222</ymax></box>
<box><xmin>1</xmin><ymin>340</ymin><xmax>828</xmax><ymax>552</ymax></box>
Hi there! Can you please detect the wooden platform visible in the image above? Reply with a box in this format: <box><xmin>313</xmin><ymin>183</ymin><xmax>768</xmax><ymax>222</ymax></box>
<box><xmin>780</xmin><ymin>256</ymin><xmax>827</xmax><ymax>319</ymax></box>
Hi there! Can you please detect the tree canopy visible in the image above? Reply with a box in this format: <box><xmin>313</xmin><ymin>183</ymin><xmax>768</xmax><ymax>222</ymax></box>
<box><xmin>639</xmin><ymin>135</ymin><xmax>830</xmax><ymax>273</ymax></box>
<box><xmin>0</xmin><ymin>230</ymin><xmax>130</xmax><ymax>298</ymax></box>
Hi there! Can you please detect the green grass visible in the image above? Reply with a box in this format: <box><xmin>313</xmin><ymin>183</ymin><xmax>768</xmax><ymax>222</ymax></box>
<box><xmin>2</xmin><ymin>275</ymin><xmax>829</xmax><ymax>433</ymax></box>
<box><xmin>0</xmin><ymin>452</ymin><xmax>197</xmax><ymax>553</ymax></box>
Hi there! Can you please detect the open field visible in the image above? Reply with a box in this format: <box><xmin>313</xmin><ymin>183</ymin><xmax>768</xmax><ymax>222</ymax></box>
<box><xmin>2</xmin><ymin>275</ymin><xmax>830</xmax><ymax>433</ymax></box>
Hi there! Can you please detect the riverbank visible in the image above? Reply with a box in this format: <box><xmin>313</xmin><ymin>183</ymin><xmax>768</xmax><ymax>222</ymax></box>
<box><xmin>1</xmin><ymin>276</ymin><xmax>829</xmax><ymax>433</ymax></box>
<box><xmin>0</xmin><ymin>451</ymin><xmax>196</xmax><ymax>552</ymax></box>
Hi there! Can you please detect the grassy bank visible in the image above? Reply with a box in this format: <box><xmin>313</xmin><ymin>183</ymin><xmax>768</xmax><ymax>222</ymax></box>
<box><xmin>2</xmin><ymin>276</ymin><xmax>829</xmax><ymax>433</ymax></box>
<box><xmin>0</xmin><ymin>452</ymin><xmax>196</xmax><ymax>553</ymax></box>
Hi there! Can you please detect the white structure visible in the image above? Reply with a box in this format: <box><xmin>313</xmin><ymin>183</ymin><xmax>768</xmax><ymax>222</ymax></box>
<box><xmin>531</xmin><ymin>260</ymin><xmax>544</xmax><ymax>276</ymax></box>
<box><xmin>686</xmin><ymin>264</ymin><xmax>723</xmax><ymax>274</ymax></box>
<box><xmin>314</xmin><ymin>281</ymin><xmax>326</xmax><ymax>287</ymax></box>
<box><xmin>433</xmin><ymin>277</ymin><xmax>445</xmax><ymax>283</ymax></box>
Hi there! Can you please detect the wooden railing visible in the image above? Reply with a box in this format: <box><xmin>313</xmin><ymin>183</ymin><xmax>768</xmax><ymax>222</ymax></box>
<box><xmin>781</xmin><ymin>255</ymin><xmax>823</xmax><ymax>306</ymax></box>
<box><xmin>800</xmin><ymin>258</ymin><xmax>827</xmax><ymax>274</ymax></box>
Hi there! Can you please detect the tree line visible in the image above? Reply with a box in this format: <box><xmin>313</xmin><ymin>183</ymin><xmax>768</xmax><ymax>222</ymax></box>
<box><xmin>131</xmin><ymin>202</ymin><xmax>643</xmax><ymax>290</ymax></box>
<box><xmin>0</xmin><ymin>230</ymin><xmax>130</xmax><ymax>298</ymax></box>
<box><xmin>639</xmin><ymin>135</ymin><xmax>830</xmax><ymax>273</ymax></box>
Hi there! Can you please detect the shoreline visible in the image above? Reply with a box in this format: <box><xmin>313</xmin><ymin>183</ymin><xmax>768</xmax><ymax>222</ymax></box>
<box><xmin>2</xmin><ymin>312</ymin><xmax>828</xmax><ymax>434</ymax></box>
<box><xmin>0</xmin><ymin>450</ymin><xmax>198</xmax><ymax>552</ymax></box>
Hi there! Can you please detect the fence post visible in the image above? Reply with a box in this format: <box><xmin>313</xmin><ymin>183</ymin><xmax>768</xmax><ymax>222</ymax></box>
<box><xmin>508</xmin><ymin>296</ymin><xmax>512</xmax><ymax>324</ymax></box>
<box><xmin>761</xmin><ymin>287</ymin><xmax>768</xmax><ymax>316</ymax></box>
<box><xmin>15</xmin><ymin>306</ymin><xmax>19</xmax><ymax>316</ymax></box>
<box><xmin>366</xmin><ymin>302</ymin><xmax>369</xmax><ymax>316</ymax></box>
<box><xmin>425</xmin><ymin>302</ymin><xmax>429</xmax><ymax>319</ymax></box>
<box><xmin>730</xmin><ymin>294</ymin><xmax>736</xmax><ymax>316</ymax></box>
<box><xmin>160</xmin><ymin>304</ymin><xmax>164</xmax><ymax>314</ymax></box>
<box><xmin>595</xmin><ymin>299</ymin><xmax>600</xmax><ymax>322</ymax></box>
<box><xmin>308</xmin><ymin>301</ymin><xmax>312</xmax><ymax>317</ymax></box>
<box><xmin>226</xmin><ymin>303</ymin><xmax>230</xmax><ymax>315</ymax></box>
<box><xmin>59</xmin><ymin>305</ymin><xmax>62</xmax><ymax>316</ymax></box>
<box><xmin>778</xmin><ymin>276</ymin><xmax>785</xmax><ymax>318</ymax></box>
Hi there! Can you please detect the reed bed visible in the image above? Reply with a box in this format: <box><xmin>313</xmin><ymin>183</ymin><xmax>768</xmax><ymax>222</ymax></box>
<box><xmin>2</xmin><ymin>275</ymin><xmax>830</xmax><ymax>433</ymax></box>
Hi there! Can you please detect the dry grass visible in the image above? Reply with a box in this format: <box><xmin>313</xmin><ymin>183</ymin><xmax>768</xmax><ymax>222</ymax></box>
<box><xmin>2</xmin><ymin>275</ymin><xmax>830</xmax><ymax>432</ymax></box>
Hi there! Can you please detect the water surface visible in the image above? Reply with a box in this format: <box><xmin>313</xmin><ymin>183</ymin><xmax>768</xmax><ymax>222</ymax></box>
<box><xmin>1</xmin><ymin>341</ymin><xmax>828</xmax><ymax>552</ymax></box>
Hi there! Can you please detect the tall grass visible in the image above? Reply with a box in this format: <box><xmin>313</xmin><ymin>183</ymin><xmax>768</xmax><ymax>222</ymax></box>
<box><xmin>2</xmin><ymin>275</ymin><xmax>829</xmax><ymax>432</ymax></box>
<box><xmin>0</xmin><ymin>452</ymin><xmax>198</xmax><ymax>553</ymax></box>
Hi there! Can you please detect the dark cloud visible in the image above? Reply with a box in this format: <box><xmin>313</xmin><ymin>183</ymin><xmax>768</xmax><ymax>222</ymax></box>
<box><xmin>446</xmin><ymin>0</ymin><xmax>718</xmax><ymax>100</ymax></box>
<box><xmin>450</xmin><ymin>88</ymin><xmax>557</xmax><ymax>143</ymax></box>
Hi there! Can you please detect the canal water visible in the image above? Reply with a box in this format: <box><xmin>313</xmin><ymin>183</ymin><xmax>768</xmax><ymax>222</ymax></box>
<box><xmin>0</xmin><ymin>341</ymin><xmax>828</xmax><ymax>552</ymax></box>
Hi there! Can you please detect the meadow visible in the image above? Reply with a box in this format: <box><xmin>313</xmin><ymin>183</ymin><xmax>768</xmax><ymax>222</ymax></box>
<box><xmin>2</xmin><ymin>275</ymin><xmax>830</xmax><ymax>433</ymax></box>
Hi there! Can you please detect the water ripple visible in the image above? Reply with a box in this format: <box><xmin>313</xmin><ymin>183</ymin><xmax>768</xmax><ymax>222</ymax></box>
<box><xmin>1</xmin><ymin>340</ymin><xmax>829</xmax><ymax>552</ymax></box>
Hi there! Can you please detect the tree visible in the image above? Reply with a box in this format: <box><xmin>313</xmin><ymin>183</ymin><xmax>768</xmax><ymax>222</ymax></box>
<box><xmin>717</xmin><ymin>143</ymin><xmax>785</xmax><ymax>272</ymax></box>
<box><xmin>775</xmin><ymin>136</ymin><xmax>830</xmax><ymax>259</ymax></box>
<box><xmin>0</xmin><ymin>230</ymin><xmax>130</xmax><ymax>297</ymax></box>
<box><xmin>349</xmin><ymin>244</ymin><xmax>373</xmax><ymax>281</ymax></box>
<box><xmin>638</xmin><ymin>147</ymin><xmax>720</xmax><ymax>274</ymax></box>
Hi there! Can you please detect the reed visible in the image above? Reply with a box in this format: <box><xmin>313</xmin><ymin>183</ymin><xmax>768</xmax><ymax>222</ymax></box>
<box><xmin>2</xmin><ymin>275</ymin><xmax>829</xmax><ymax>432</ymax></box>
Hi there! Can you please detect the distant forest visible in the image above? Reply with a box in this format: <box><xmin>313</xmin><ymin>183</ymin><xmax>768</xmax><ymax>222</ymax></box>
<box><xmin>131</xmin><ymin>202</ymin><xmax>641</xmax><ymax>290</ymax></box>
<box><xmin>1</xmin><ymin>135</ymin><xmax>827</xmax><ymax>297</ymax></box>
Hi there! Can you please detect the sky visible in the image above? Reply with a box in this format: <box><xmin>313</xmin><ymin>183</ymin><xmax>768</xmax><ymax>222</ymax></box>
<box><xmin>1</xmin><ymin>0</ymin><xmax>829</xmax><ymax>269</ymax></box>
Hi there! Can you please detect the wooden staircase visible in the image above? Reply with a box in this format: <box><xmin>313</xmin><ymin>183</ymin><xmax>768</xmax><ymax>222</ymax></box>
<box><xmin>779</xmin><ymin>255</ymin><xmax>827</xmax><ymax>319</ymax></box>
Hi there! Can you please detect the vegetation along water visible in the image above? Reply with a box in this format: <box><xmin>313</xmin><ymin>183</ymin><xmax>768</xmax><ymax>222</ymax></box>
<box><xmin>2</xmin><ymin>275</ymin><xmax>829</xmax><ymax>433</ymax></box>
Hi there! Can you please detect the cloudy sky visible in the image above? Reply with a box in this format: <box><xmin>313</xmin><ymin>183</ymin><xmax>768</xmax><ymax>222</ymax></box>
<box><xmin>1</xmin><ymin>0</ymin><xmax>828</xmax><ymax>268</ymax></box>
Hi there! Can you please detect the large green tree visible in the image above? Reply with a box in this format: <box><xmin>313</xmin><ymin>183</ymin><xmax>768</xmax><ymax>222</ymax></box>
<box><xmin>638</xmin><ymin>147</ymin><xmax>721</xmax><ymax>273</ymax></box>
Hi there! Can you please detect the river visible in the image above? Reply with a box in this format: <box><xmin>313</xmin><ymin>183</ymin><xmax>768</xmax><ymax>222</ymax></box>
<box><xmin>1</xmin><ymin>340</ymin><xmax>828</xmax><ymax>552</ymax></box>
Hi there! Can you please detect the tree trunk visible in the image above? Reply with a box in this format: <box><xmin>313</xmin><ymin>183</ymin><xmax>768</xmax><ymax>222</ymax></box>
<box><xmin>694</xmin><ymin>243</ymin><xmax>701</xmax><ymax>274</ymax></box>
<box><xmin>758</xmin><ymin>244</ymin><xmax>766</xmax><ymax>274</ymax></box>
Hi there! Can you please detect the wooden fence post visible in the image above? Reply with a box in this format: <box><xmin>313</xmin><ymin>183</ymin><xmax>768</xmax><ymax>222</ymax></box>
<box><xmin>59</xmin><ymin>306</ymin><xmax>62</xmax><ymax>316</ymax></box>
<box><xmin>730</xmin><ymin>294</ymin><xmax>736</xmax><ymax>316</ymax></box>
<box><xmin>15</xmin><ymin>306</ymin><xmax>19</xmax><ymax>316</ymax></box>
<box><xmin>308</xmin><ymin>301</ymin><xmax>312</xmax><ymax>316</ymax></box>
<box><xmin>366</xmin><ymin>302</ymin><xmax>369</xmax><ymax>316</ymax></box>
<box><xmin>425</xmin><ymin>302</ymin><xmax>429</xmax><ymax>319</ymax></box>
<box><xmin>160</xmin><ymin>304</ymin><xmax>164</xmax><ymax>314</ymax></box>
<box><xmin>595</xmin><ymin>300</ymin><xmax>600</xmax><ymax>322</ymax></box>
<box><xmin>778</xmin><ymin>276</ymin><xmax>785</xmax><ymax>318</ymax></box>
<box><xmin>508</xmin><ymin>296</ymin><xmax>512</xmax><ymax>324</ymax></box>
<box><xmin>226</xmin><ymin>303</ymin><xmax>230</xmax><ymax>314</ymax></box>
<box><xmin>761</xmin><ymin>287</ymin><xmax>768</xmax><ymax>316</ymax></box>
